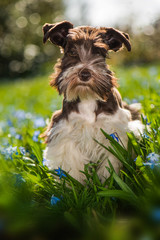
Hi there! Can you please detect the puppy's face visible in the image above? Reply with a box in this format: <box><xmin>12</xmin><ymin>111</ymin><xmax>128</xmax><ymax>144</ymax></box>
<box><xmin>43</xmin><ymin>21</ymin><xmax>131</xmax><ymax>101</ymax></box>
<box><xmin>57</xmin><ymin>27</ymin><xmax>114</xmax><ymax>101</ymax></box>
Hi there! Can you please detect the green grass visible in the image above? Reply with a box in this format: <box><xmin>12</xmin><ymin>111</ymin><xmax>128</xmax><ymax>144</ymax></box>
<box><xmin>0</xmin><ymin>64</ymin><xmax>160</xmax><ymax>240</ymax></box>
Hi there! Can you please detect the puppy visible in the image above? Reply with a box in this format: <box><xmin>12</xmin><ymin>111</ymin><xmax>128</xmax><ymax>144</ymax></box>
<box><xmin>42</xmin><ymin>21</ymin><xmax>144</xmax><ymax>183</ymax></box>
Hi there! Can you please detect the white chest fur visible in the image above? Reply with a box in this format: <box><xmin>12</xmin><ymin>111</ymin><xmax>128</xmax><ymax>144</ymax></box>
<box><xmin>44</xmin><ymin>100</ymin><xmax>144</xmax><ymax>183</ymax></box>
<box><xmin>77</xmin><ymin>99</ymin><xmax>97</xmax><ymax>123</ymax></box>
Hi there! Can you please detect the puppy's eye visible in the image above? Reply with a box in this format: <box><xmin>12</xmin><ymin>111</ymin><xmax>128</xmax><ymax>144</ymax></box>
<box><xmin>93</xmin><ymin>47</ymin><xmax>106</xmax><ymax>58</ymax></box>
<box><xmin>68</xmin><ymin>49</ymin><xmax>78</xmax><ymax>57</ymax></box>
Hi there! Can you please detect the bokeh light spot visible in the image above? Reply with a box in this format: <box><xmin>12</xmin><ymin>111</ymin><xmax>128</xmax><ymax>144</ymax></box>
<box><xmin>16</xmin><ymin>16</ymin><xmax>28</xmax><ymax>28</ymax></box>
<box><xmin>29</xmin><ymin>13</ymin><xmax>41</xmax><ymax>25</ymax></box>
<box><xmin>24</xmin><ymin>44</ymin><xmax>40</xmax><ymax>60</ymax></box>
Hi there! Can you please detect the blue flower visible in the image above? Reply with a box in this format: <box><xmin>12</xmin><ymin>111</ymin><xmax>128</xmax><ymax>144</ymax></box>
<box><xmin>134</xmin><ymin>157</ymin><xmax>137</xmax><ymax>162</ymax></box>
<box><xmin>143</xmin><ymin>152</ymin><xmax>160</xmax><ymax>169</ymax></box>
<box><xmin>131</xmin><ymin>99</ymin><xmax>138</xmax><ymax>104</ymax></box>
<box><xmin>143</xmin><ymin>162</ymin><xmax>155</xmax><ymax>169</ymax></box>
<box><xmin>146</xmin><ymin>152</ymin><xmax>160</xmax><ymax>162</ymax></box>
<box><xmin>0</xmin><ymin>145</ymin><xmax>18</xmax><ymax>160</ymax></box>
<box><xmin>7</xmin><ymin>119</ymin><xmax>13</xmax><ymax>127</ymax></box>
<box><xmin>14</xmin><ymin>110</ymin><xmax>26</xmax><ymax>120</ymax></box>
<box><xmin>143</xmin><ymin>116</ymin><xmax>151</xmax><ymax>125</ymax></box>
<box><xmin>50</xmin><ymin>195</ymin><xmax>61</xmax><ymax>205</ymax></box>
<box><xmin>142</xmin><ymin>133</ymin><xmax>150</xmax><ymax>139</ymax></box>
<box><xmin>19</xmin><ymin>146</ymin><xmax>26</xmax><ymax>155</ymax></box>
<box><xmin>109</xmin><ymin>133</ymin><xmax>119</xmax><ymax>142</ymax></box>
<box><xmin>32</xmin><ymin>130</ymin><xmax>40</xmax><ymax>142</ymax></box>
<box><xmin>34</xmin><ymin>117</ymin><xmax>46</xmax><ymax>128</ymax></box>
<box><xmin>15</xmin><ymin>134</ymin><xmax>22</xmax><ymax>140</ymax></box>
<box><xmin>55</xmin><ymin>167</ymin><xmax>66</xmax><ymax>179</ymax></box>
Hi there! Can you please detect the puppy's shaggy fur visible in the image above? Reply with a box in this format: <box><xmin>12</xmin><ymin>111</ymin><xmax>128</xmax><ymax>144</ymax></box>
<box><xmin>42</xmin><ymin>21</ymin><xmax>144</xmax><ymax>183</ymax></box>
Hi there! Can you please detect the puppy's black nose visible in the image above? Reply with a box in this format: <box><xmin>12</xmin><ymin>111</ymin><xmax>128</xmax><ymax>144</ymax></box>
<box><xmin>79</xmin><ymin>69</ymin><xmax>91</xmax><ymax>82</ymax></box>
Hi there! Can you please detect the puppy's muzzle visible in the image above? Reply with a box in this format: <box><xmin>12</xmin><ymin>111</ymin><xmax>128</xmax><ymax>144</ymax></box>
<box><xmin>78</xmin><ymin>69</ymin><xmax>91</xmax><ymax>82</ymax></box>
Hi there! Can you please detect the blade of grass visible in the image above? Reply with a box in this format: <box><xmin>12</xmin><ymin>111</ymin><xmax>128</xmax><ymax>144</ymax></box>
<box><xmin>98</xmin><ymin>190</ymin><xmax>138</xmax><ymax>205</ymax></box>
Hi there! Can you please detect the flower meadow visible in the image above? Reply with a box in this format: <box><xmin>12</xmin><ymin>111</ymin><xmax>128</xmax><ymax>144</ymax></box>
<box><xmin>0</xmin><ymin>65</ymin><xmax>160</xmax><ymax>240</ymax></box>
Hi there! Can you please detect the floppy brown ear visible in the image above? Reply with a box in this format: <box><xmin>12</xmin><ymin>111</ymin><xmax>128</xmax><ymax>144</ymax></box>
<box><xmin>43</xmin><ymin>20</ymin><xmax>73</xmax><ymax>48</ymax></box>
<box><xmin>104</xmin><ymin>28</ymin><xmax>131</xmax><ymax>52</ymax></box>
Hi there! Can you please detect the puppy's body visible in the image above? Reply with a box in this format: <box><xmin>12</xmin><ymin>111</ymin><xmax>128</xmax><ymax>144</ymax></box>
<box><xmin>42</xmin><ymin>21</ymin><xmax>144</xmax><ymax>183</ymax></box>
<box><xmin>44</xmin><ymin>97</ymin><xmax>142</xmax><ymax>183</ymax></box>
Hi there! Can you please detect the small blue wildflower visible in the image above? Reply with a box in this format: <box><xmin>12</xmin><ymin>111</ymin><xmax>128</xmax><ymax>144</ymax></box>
<box><xmin>143</xmin><ymin>116</ymin><xmax>151</xmax><ymax>125</ymax></box>
<box><xmin>134</xmin><ymin>157</ymin><xmax>137</xmax><ymax>162</ymax></box>
<box><xmin>32</xmin><ymin>135</ymin><xmax>38</xmax><ymax>142</ymax></box>
<box><xmin>143</xmin><ymin>152</ymin><xmax>160</xmax><ymax>169</ymax></box>
<box><xmin>14</xmin><ymin>110</ymin><xmax>26</xmax><ymax>120</ymax></box>
<box><xmin>7</xmin><ymin>119</ymin><xmax>13</xmax><ymax>127</ymax></box>
<box><xmin>15</xmin><ymin>134</ymin><xmax>22</xmax><ymax>140</ymax></box>
<box><xmin>146</xmin><ymin>152</ymin><xmax>160</xmax><ymax>162</ymax></box>
<box><xmin>143</xmin><ymin>162</ymin><xmax>155</xmax><ymax>169</ymax></box>
<box><xmin>19</xmin><ymin>146</ymin><xmax>26</xmax><ymax>155</ymax></box>
<box><xmin>55</xmin><ymin>167</ymin><xmax>67</xmax><ymax>179</ymax></box>
<box><xmin>131</xmin><ymin>98</ymin><xmax>138</xmax><ymax>104</ymax></box>
<box><xmin>109</xmin><ymin>133</ymin><xmax>119</xmax><ymax>142</ymax></box>
<box><xmin>142</xmin><ymin>133</ymin><xmax>150</xmax><ymax>139</ymax></box>
<box><xmin>32</xmin><ymin>130</ymin><xmax>40</xmax><ymax>142</ymax></box>
<box><xmin>50</xmin><ymin>195</ymin><xmax>61</xmax><ymax>205</ymax></box>
<box><xmin>34</xmin><ymin>117</ymin><xmax>46</xmax><ymax>128</ymax></box>
<box><xmin>0</xmin><ymin>145</ymin><xmax>18</xmax><ymax>160</ymax></box>
<box><xmin>151</xmin><ymin>208</ymin><xmax>160</xmax><ymax>223</ymax></box>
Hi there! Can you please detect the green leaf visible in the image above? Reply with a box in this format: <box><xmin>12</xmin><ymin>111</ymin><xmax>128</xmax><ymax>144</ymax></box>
<box><xmin>98</xmin><ymin>190</ymin><xmax>137</xmax><ymax>205</ymax></box>
<box><xmin>135</xmin><ymin>155</ymin><xmax>143</xmax><ymax>167</ymax></box>
<box><xmin>112</xmin><ymin>172</ymin><xmax>136</xmax><ymax>197</ymax></box>
<box><xmin>69</xmin><ymin>180</ymin><xmax>78</xmax><ymax>204</ymax></box>
<box><xmin>127</xmin><ymin>132</ymin><xmax>144</xmax><ymax>156</ymax></box>
<box><xmin>95</xmin><ymin>131</ymin><xmax>137</xmax><ymax>174</ymax></box>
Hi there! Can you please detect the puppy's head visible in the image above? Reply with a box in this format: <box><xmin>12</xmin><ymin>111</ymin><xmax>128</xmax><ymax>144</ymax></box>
<box><xmin>43</xmin><ymin>21</ymin><xmax>131</xmax><ymax>101</ymax></box>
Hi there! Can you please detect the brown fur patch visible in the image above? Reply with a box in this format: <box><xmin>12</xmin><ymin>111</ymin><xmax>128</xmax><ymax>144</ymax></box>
<box><xmin>95</xmin><ymin>87</ymin><xmax>122</xmax><ymax>117</ymax></box>
<box><xmin>123</xmin><ymin>102</ymin><xmax>141</xmax><ymax>120</ymax></box>
<box><xmin>42</xmin><ymin>98</ymin><xmax>80</xmax><ymax>143</ymax></box>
